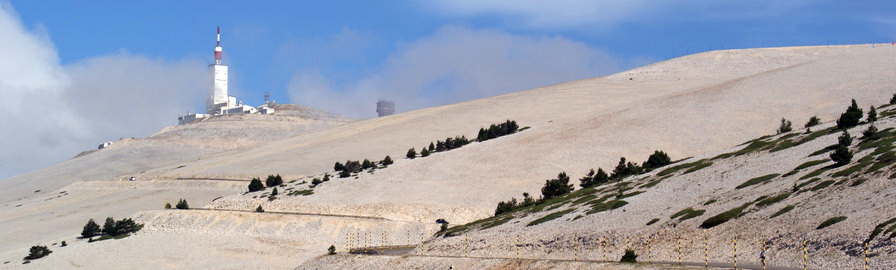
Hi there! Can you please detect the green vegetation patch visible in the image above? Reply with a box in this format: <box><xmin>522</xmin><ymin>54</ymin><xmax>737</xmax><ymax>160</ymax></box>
<box><xmin>831</xmin><ymin>154</ymin><xmax>875</xmax><ymax>177</ymax></box>
<box><xmin>683</xmin><ymin>160</ymin><xmax>714</xmax><ymax>174</ymax></box>
<box><xmin>816</xmin><ymin>216</ymin><xmax>847</xmax><ymax>230</ymax></box>
<box><xmin>809</xmin><ymin>180</ymin><xmax>836</xmax><ymax>191</ymax></box>
<box><xmin>287</xmin><ymin>189</ymin><xmax>314</xmax><ymax>196</ymax></box>
<box><xmin>657</xmin><ymin>160</ymin><xmax>702</xmax><ymax>176</ymax></box>
<box><xmin>770</xmin><ymin>205</ymin><xmax>795</xmax><ymax>219</ymax></box>
<box><xmin>619</xmin><ymin>191</ymin><xmax>645</xmax><ymax>199</ymax></box>
<box><xmin>866</xmin><ymin>151</ymin><xmax>896</xmax><ymax>174</ymax></box>
<box><xmin>480</xmin><ymin>215</ymin><xmax>514</xmax><ymax>230</ymax></box>
<box><xmin>527</xmin><ymin>209</ymin><xmax>575</xmax><ymax>226</ymax></box>
<box><xmin>796</xmin><ymin>127</ymin><xmax>837</xmax><ymax>145</ymax></box>
<box><xmin>586</xmin><ymin>200</ymin><xmax>628</xmax><ymax>215</ymax></box>
<box><xmin>699</xmin><ymin>202</ymin><xmax>753</xmax><ymax>229</ymax></box>
<box><xmin>808</xmin><ymin>145</ymin><xmax>838</xmax><ymax>157</ymax></box>
<box><xmin>646</xmin><ymin>218</ymin><xmax>660</xmax><ymax>226</ymax></box>
<box><xmin>769</xmin><ymin>139</ymin><xmax>796</xmax><ymax>152</ymax></box>
<box><xmin>800</xmin><ymin>166</ymin><xmax>833</xmax><ymax>180</ymax></box>
<box><xmin>866</xmin><ymin>218</ymin><xmax>896</xmax><ymax>243</ymax></box>
<box><xmin>703</xmin><ymin>199</ymin><xmax>717</xmax><ymax>205</ymax></box>
<box><xmin>850</xmin><ymin>178</ymin><xmax>869</xmax><ymax>187</ymax></box>
<box><xmin>756</xmin><ymin>193</ymin><xmax>791</xmax><ymax>207</ymax></box>
<box><xmin>735</xmin><ymin>174</ymin><xmax>781</xmax><ymax>189</ymax></box>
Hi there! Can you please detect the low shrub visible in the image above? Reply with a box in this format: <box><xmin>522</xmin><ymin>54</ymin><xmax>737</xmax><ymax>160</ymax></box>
<box><xmin>817</xmin><ymin>216</ymin><xmax>847</xmax><ymax>230</ymax></box>
<box><xmin>175</xmin><ymin>199</ymin><xmax>189</xmax><ymax>209</ymax></box>
<box><xmin>620</xmin><ymin>249</ymin><xmax>638</xmax><ymax>263</ymax></box>
<box><xmin>24</xmin><ymin>246</ymin><xmax>51</xmax><ymax>261</ymax></box>
<box><xmin>700</xmin><ymin>203</ymin><xmax>752</xmax><ymax>229</ymax></box>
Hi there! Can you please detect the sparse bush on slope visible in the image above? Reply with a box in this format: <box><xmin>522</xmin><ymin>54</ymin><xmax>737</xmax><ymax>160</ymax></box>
<box><xmin>541</xmin><ymin>172</ymin><xmax>573</xmax><ymax>199</ymax></box>
<box><xmin>805</xmin><ymin>116</ymin><xmax>821</xmax><ymax>128</ymax></box>
<box><xmin>777</xmin><ymin>118</ymin><xmax>793</xmax><ymax>134</ymax></box>
<box><xmin>830</xmin><ymin>131</ymin><xmax>853</xmax><ymax>166</ymax></box>
<box><xmin>248</xmin><ymin>178</ymin><xmax>264</xmax><ymax>192</ymax></box>
<box><xmin>836</xmin><ymin>99</ymin><xmax>863</xmax><ymax>129</ymax></box>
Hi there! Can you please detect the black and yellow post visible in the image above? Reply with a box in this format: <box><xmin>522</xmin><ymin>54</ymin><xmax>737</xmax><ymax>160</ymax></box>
<box><xmin>463</xmin><ymin>237</ymin><xmax>469</xmax><ymax>257</ymax></box>
<box><xmin>804</xmin><ymin>240</ymin><xmax>810</xmax><ymax>270</ymax></box>
<box><xmin>677</xmin><ymin>237</ymin><xmax>682</xmax><ymax>265</ymax></box>
<box><xmin>703</xmin><ymin>236</ymin><xmax>709</xmax><ymax>268</ymax></box>
<box><xmin>601</xmin><ymin>238</ymin><xmax>608</xmax><ymax>261</ymax></box>
<box><xmin>646</xmin><ymin>239</ymin><xmax>652</xmax><ymax>262</ymax></box>
<box><xmin>515</xmin><ymin>235</ymin><xmax>521</xmax><ymax>259</ymax></box>
<box><xmin>761</xmin><ymin>240</ymin><xmax>767</xmax><ymax>270</ymax></box>
<box><xmin>733</xmin><ymin>237</ymin><xmax>738</xmax><ymax>269</ymax></box>
<box><xmin>864</xmin><ymin>242</ymin><xmax>870</xmax><ymax>270</ymax></box>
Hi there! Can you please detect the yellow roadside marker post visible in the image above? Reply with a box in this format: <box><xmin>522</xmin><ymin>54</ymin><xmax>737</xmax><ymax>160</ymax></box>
<box><xmin>516</xmin><ymin>235</ymin><xmax>521</xmax><ymax>259</ymax></box>
<box><xmin>573</xmin><ymin>234</ymin><xmax>578</xmax><ymax>261</ymax></box>
<box><xmin>704</xmin><ymin>236</ymin><xmax>709</xmax><ymax>268</ymax></box>
<box><xmin>864</xmin><ymin>242</ymin><xmax>870</xmax><ymax>270</ymax></box>
<box><xmin>802</xmin><ymin>240</ymin><xmax>808</xmax><ymax>270</ymax></box>
<box><xmin>646</xmin><ymin>239</ymin><xmax>652</xmax><ymax>262</ymax></box>
<box><xmin>761</xmin><ymin>241</ymin><xmax>767</xmax><ymax>270</ymax></box>
<box><xmin>602</xmin><ymin>239</ymin><xmax>608</xmax><ymax>261</ymax></box>
<box><xmin>678</xmin><ymin>237</ymin><xmax>683</xmax><ymax>265</ymax></box>
<box><xmin>733</xmin><ymin>237</ymin><xmax>738</xmax><ymax>269</ymax></box>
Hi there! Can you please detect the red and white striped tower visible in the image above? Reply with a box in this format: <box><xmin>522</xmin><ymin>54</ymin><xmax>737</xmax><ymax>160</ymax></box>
<box><xmin>214</xmin><ymin>26</ymin><xmax>223</xmax><ymax>65</ymax></box>
<box><xmin>207</xmin><ymin>26</ymin><xmax>229</xmax><ymax>114</ymax></box>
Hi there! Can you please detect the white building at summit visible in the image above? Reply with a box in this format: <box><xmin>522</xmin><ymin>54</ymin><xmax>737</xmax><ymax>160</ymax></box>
<box><xmin>178</xmin><ymin>27</ymin><xmax>274</xmax><ymax>125</ymax></box>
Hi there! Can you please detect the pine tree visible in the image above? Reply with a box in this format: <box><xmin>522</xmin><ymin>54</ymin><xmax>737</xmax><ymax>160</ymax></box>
<box><xmin>643</xmin><ymin>150</ymin><xmax>672</xmax><ymax>170</ymax></box>
<box><xmin>176</xmin><ymin>199</ymin><xmax>189</xmax><ymax>209</ymax></box>
<box><xmin>428</xmin><ymin>142</ymin><xmax>435</xmax><ymax>152</ymax></box>
<box><xmin>361</xmin><ymin>159</ymin><xmax>372</xmax><ymax>169</ymax></box>
<box><xmin>334</xmin><ymin>162</ymin><xmax>345</xmax><ymax>171</ymax></box>
<box><xmin>891</xmin><ymin>93</ymin><xmax>896</xmax><ymax>105</ymax></box>
<box><xmin>579</xmin><ymin>169</ymin><xmax>596</xmax><ymax>188</ymax></box>
<box><xmin>382</xmin><ymin>156</ymin><xmax>393</xmax><ymax>166</ymax></box>
<box><xmin>255</xmin><ymin>205</ymin><xmax>264</xmax><ymax>212</ymax></box>
<box><xmin>328</xmin><ymin>245</ymin><xmax>336</xmax><ymax>255</ymax></box>
<box><xmin>594</xmin><ymin>168</ymin><xmax>609</xmax><ymax>186</ymax></box>
<box><xmin>805</xmin><ymin>116</ymin><xmax>821</xmax><ymax>128</ymax></box>
<box><xmin>248</xmin><ymin>178</ymin><xmax>265</xmax><ymax>192</ymax></box>
<box><xmin>102</xmin><ymin>217</ymin><xmax>116</xmax><ymax>235</ymax></box>
<box><xmin>421</xmin><ymin>148</ymin><xmax>430</xmax><ymax>157</ymax></box>
<box><xmin>406</xmin><ymin>148</ymin><xmax>416</xmax><ymax>159</ymax></box>
<box><xmin>777</xmin><ymin>118</ymin><xmax>793</xmax><ymax>134</ymax></box>
<box><xmin>24</xmin><ymin>245</ymin><xmax>51</xmax><ymax>260</ymax></box>
<box><xmin>868</xmin><ymin>106</ymin><xmax>877</xmax><ymax>122</ymax></box>
<box><xmin>836</xmin><ymin>99</ymin><xmax>863</xmax><ymax>129</ymax></box>
<box><xmin>81</xmin><ymin>219</ymin><xmax>100</xmax><ymax>238</ymax></box>
<box><xmin>830</xmin><ymin>131</ymin><xmax>853</xmax><ymax>166</ymax></box>
<box><xmin>164</xmin><ymin>202</ymin><xmax>172</xmax><ymax>209</ymax></box>
<box><xmin>541</xmin><ymin>172</ymin><xmax>573</xmax><ymax>199</ymax></box>
<box><xmin>271</xmin><ymin>187</ymin><xmax>279</xmax><ymax>196</ymax></box>
<box><xmin>863</xmin><ymin>124</ymin><xmax>879</xmax><ymax>140</ymax></box>
<box><xmin>611</xmin><ymin>157</ymin><xmax>628</xmax><ymax>178</ymax></box>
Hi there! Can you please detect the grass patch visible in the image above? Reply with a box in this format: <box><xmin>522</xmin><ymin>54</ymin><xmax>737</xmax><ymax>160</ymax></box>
<box><xmin>735</xmin><ymin>174</ymin><xmax>781</xmax><ymax>189</ymax></box>
<box><xmin>816</xmin><ymin>216</ymin><xmax>847</xmax><ymax>230</ymax></box>
<box><xmin>646</xmin><ymin>218</ymin><xmax>660</xmax><ymax>226</ymax></box>
<box><xmin>808</xmin><ymin>145</ymin><xmax>837</xmax><ymax>157</ymax></box>
<box><xmin>800</xmin><ymin>166</ymin><xmax>834</xmax><ymax>180</ymax></box>
<box><xmin>703</xmin><ymin>199</ymin><xmax>717</xmax><ymax>205</ymax></box>
<box><xmin>850</xmin><ymin>178</ymin><xmax>869</xmax><ymax>187</ymax></box>
<box><xmin>527</xmin><ymin>209</ymin><xmax>575</xmax><ymax>226</ymax></box>
<box><xmin>683</xmin><ymin>160</ymin><xmax>713</xmax><ymax>174</ymax></box>
<box><xmin>286</xmin><ymin>189</ymin><xmax>314</xmax><ymax>196</ymax></box>
<box><xmin>809</xmin><ymin>180</ymin><xmax>836</xmax><ymax>191</ymax></box>
<box><xmin>619</xmin><ymin>191</ymin><xmax>645</xmax><ymax>199</ymax></box>
<box><xmin>770</xmin><ymin>205</ymin><xmax>795</xmax><ymax>218</ymax></box>
<box><xmin>794</xmin><ymin>159</ymin><xmax>829</xmax><ymax>171</ymax></box>
<box><xmin>586</xmin><ymin>200</ymin><xmax>628</xmax><ymax>214</ymax></box>
<box><xmin>769</xmin><ymin>139</ymin><xmax>796</xmax><ymax>152</ymax></box>
<box><xmin>866</xmin><ymin>218</ymin><xmax>896</xmax><ymax>243</ymax></box>
<box><xmin>639</xmin><ymin>177</ymin><xmax>666</xmax><ymax>188</ymax></box>
<box><xmin>756</xmin><ymin>193</ymin><xmax>791</xmax><ymax>207</ymax></box>
<box><xmin>671</xmin><ymin>207</ymin><xmax>705</xmax><ymax>220</ymax></box>
<box><xmin>831</xmin><ymin>155</ymin><xmax>875</xmax><ymax>177</ymax></box>
<box><xmin>866</xmin><ymin>151</ymin><xmax>896</xmax><ymax>174</ymax></box>
<box><xmin>713</xmin><ymin>140</ymin><xmax>774</xmax><ymax>159</ymax></box>
<box><xmin>480</xmin><ymin>215</ymin><xmax>514</xmax><ymax>230</ymax></box>
<box><xmin>699</xmin><ymin>202</ymin><xmax>753</xmax><ymax>229</ymax></box>
<box><xmin>796</xmin><ymin>127</ymin><xmax>837</xmax><ymax>145</ymax></box>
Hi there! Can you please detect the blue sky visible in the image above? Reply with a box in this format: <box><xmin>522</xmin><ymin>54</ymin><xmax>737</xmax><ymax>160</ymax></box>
<box><xmin>1</xmin><ymin>0</ymin><xmax>895</xmax><ymax>178</ymax></box>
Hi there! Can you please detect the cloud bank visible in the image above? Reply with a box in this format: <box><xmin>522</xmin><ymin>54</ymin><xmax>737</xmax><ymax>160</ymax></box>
<box><xmin>0</xmin><ymin>3</ymin><xmax>205</xmax><ymax>179</ymax></box>
<box><xmin>287</xmin><ymin>25</ymin><xmax>620</xmax><ymax>118</ymax></box>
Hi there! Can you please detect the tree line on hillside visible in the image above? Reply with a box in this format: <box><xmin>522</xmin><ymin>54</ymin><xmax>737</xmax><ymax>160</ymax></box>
<box><xmin>494</xmin><ymin>150</ymin><xmax>671</xmax><ymax>215</ymax></box>
<box><xmin>777</xmin><ymin>96</ymin><xmax>893</xmax><ymax>167</ymax></box>
<box><xmin>81</xmin><ymin>217</ymin><xmax>142</xmax><ymax>238</ymax></box>
<box><xmin>408</xmin><ymin>120</ymin><xmax>521</xmax><ymax>159</ymax></box>
<box><xmin>248</xmin><ymin>174</ymin><xmax>284</xmax><ymax>192</ymax></box>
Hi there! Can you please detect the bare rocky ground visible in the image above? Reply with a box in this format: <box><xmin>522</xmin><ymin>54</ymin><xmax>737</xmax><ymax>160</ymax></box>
<box><xmin>1</xmin><ymin>44</ymin><xmax>894</xmax><ymax>269</ymax></box>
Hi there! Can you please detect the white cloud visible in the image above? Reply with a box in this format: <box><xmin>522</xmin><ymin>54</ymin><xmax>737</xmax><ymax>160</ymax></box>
<box><xmin>420</xmin><ymin>0</ymin><xmax>822</xmax><ymax>29</ymax></box>
<box><xmin>287</xmin><ymin>25</ymin><xmax>619</xmax><ymax>118</ymax></box>
<box><xmin>0</xmin><ymin>3</ymin><xmax>206</xmax><ymax>178</ymax></box>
